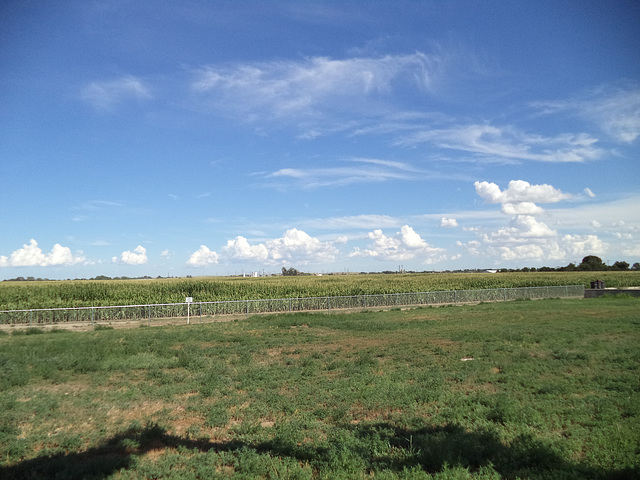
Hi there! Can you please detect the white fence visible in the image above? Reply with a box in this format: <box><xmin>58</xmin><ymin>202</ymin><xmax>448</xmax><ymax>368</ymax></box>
<box><xmin>0</xmin><ymin>285</ymin><xmax>585</xmax><ymax>328</ymax></box>
<box><xmin>0</xmin><ymin>285</ymin><xmax>584</xmax><ymax>327</ymax></box>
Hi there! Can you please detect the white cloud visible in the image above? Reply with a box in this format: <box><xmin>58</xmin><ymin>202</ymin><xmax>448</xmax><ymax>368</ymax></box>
<box><xmin>457</xmin><ymin>240</ymin><xmax>482</xmax><ymax>256</ymax></box>
<box><xmin>211</xmin><ymin>229</ymin><xmax>337</xmax><ymax>266</ymax></box>
<box><xmin>0</xmin><ymin>239</ymin><xmax>86</xmax><ymax>267</ymax></box>
<box><xmin>484</xmin><ymin>215</ymin><xmax>557</xmax><ymax>243</ymax></box>
<box><xmin>459</xmin><ymin>180</ymin><xmax>614</xmax><ymax>264</ymax></box>
<box><xmin>349</xmin><ymin>225</ymin><xmax>445</xmax><ymax>263</ymax></box>
<box><xmin>399</xmin><ymin>124</ymin><xmax>604</xmax><ymax>163</ymax></box>
<box><xmin>81</xmin><ymin>76</ymin><xmax>151</xmax><ymax>110</ymax></box>
<box><xmin>187</xmin><ymin>245</ymin><xmax>219</xmax><ymax>267</ymax></box>
<box><xmin>304</xmin><ymin>214</ymin><xmax>401</xmax><ymax>230</ymax></box>
<box><xmin>265</xmin><ymin>228</ymin><xmax>338</xmax><ymax>264</ymax></box>
<box><xmin>223</xmin><ymin>236</ymin><xmax>269</xmax><ymax>261</ymax></box>
<box><xmin>549</xmin><ymin>195</ymin><xmax>639</xmax><ymax>231</ymax></box>
<box><xmin>534</xmin><ymin>84</ymin><xmax>640</xmax><ymax>143</ymax></box>
<box><xmin>191</xmin><ymin>53</ymin><xmax>444</xmax><ymax>124</ymax></box>
<box><xmin>501</xmin><ymin>202</ymin><xmax>545</xmax><ymax>216</ymax></box>
<box><xmin>496</xmin><ymin>244</ymin><xmax>546</xmax><ymax>261</ymax></box>
<box><xmin>263</xmin><ymin>158</ymin><xmax>460</xmax><ymax>189</ymax></box>
<box><xmin>623</xmin><ymin>245</ymin><xmax>640</xmax><ymax>256</ymax></box>
<box><xmin>116</xmin><ymin>245</ymin><xmax>148</xmax><ymax>265</ymax></box>
<box><xmin>474</xmin><ymin>180</ymin><xmax>571</xmax><ymax>204</ymax></box>
<box><xmin>584</xmin><ymin>188</ymin><xmax>596</xmax><ymax>198</ymax></box>
<box><xmin>560</xmin><ymin>234</ymin><xmax>608</xmax><ymax>257</ymax></box>
<box><xmin>266</xmin><ymin>159</ymin><xmax>415</xmax><ymax>188</ymax></box>
<box><xmin>614</xmin><ymin>232</ymin><xmax>633</xmax><ymax>240</ymax></box>
<box><xmin>440</xmin><ymin>217</ymin><xmax>458</xmax><ymax>228</ymax></box>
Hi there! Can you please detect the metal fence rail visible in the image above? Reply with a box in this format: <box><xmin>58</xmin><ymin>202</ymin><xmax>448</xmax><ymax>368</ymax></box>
<box><xmin>0</xmin><ymin>285</ymin><xmax>585</xmax><ymax>327</ymax></box>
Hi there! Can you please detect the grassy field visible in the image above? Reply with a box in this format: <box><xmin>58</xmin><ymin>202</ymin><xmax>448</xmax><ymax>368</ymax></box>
<box><xmin>1</xmin><ymin>271</ymin><xmax>639</xmax><ymax>310</ymax></box>
<box><xmin>1</xmin><ymin>296</ymin><xmax>638</xmax><ymax>479</ymax></box>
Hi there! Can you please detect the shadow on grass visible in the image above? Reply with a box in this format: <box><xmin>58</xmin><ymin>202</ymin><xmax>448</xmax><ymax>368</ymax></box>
<box><xmin>0</xmin><ymin>423</ymin><xmax>239</xmax><ymax>480</ymax></box>
<box><xmin>1</xmin><ymin>422</ymin><xmax>636</xmax><ymax>479</ymax></box>
<box><xmin>327</xmin><ymin>423</ymin><xmax>638</xmax><ymax>479</ymax></box>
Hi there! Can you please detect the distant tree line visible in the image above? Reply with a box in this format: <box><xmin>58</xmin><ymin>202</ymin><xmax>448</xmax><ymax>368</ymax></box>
<box><xmin>3</xmin><ymin>256</ymin><xmax>638</xmax><ymax>283</ymax></box>
<box><xmin>281</xmin><ymin>267</ymin><xmax>302</xmax><ymax>276</ymax></box>
<box><xmin>500</xmin><ymin>256</ymin><xmax>640</xmax><ymax>273</ymax></box>
<box><xmin>1</xmin><ymin>275</ymin><xmax>161</xmax><ymax>282</ymax></box>
<box><xmin>1</xmin><ymin>276</ymin><xmax>52</xmax><ymax>282</ymax></box>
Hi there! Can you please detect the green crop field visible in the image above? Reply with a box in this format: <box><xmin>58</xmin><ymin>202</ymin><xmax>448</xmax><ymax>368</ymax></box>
<box><xmin>2</xmin><ymin>271</ymin><xmax>639</xmax><ymax>310</ymax></box>
<box><xmin>1</xmin><ymin>296</ymin><xmax>638</xmax><ymax>479</ymax></box>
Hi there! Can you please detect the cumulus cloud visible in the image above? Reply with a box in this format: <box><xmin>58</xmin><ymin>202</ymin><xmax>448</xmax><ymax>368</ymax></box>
<box><xmin>223</xmin><ymin>229</ymin><xmax>337</xmax><ymax>265</ymax></box>
<box><xmin>81</xmin><ymin>76</ymin><xmax>151</xmax><ymax>110</ymax></box>
<box><xmin>460</xmin><ymin>179</ymin><xmax>612</xmax><ymax>264</ymax></box>
<box><xmin>266</xmin><ymin>228</ymin><xmax>338</xmax><ymax>264</ymax></box>
<box><xmin>489</xmin><ymin>235</ymin><xmax>606</xmax><ymax>264</ymax></box>
<box><xmin>187</xmin><ymin>245</ymin><xmax>219</xmax><ymax>267</ymax></box>
<box><xmin>0</xmin><ymin>239</ymin><xmax>86</xmax><ymax>267</ymax></box>
<box><xmin>623</xmin><ymin>245</ymin><xmax>640</xmax><ymax>256</ymax></box>
<box><xmin>501</xmin><ymin>202</ymin><xmax>545</xmax><ymax>216</ymax></box>
<box><xmin>440</xmin><ymin>217</ymin><xmax>458</xmax><ymax>228</ymax></box>
<box><xmin>495</xmin><ymin>244</ymin><xmax>547</xmax><ymax>261</ymax></box>
<box><xmin>484</xmin><ymin>216</ymin><xmax>557</xmax><ymax>244</ymax></box>
<box><xmin>461</xmin><ymin>218</ymin><xmax>608</xmax><ymax>264</ymax></box>
<box><xmin>474</xmin><ymin>180</ymin><xmax>571</xmax><ymax>205</ymax></box>
<box><xmin>188</xmin><ymin>230</ymin><xmax>338</xmax><ymax>267</ymax></box>
<box><xmin>349</xmin><ymin>225</ymin><xmax>445</xmax><ymax>263</ymax></box>
<box><xmin>615</xmin><ymin>232</ymin><xmax>633</xmax><ymax>240</ymax></box>
<box><xmin>114</xmin><ymin>245</ymin><xmax>148</xmax><ymax>265</ymax></box>
<box><xmin>560</xmin><ymin>234</ymin><xmax>608</xmax><ymax>257</ymax></box>
<box><xmin>471</xmin><ymin>219</ymin><xmax>606</xmax><ymax>263</ymax></box>
<box><xmin>223</xmin><ymin>236</ymin><xmax>269</xmax><ymax>261</ymax></box>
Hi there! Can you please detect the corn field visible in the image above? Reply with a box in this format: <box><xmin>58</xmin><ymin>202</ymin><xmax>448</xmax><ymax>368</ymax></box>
<box><xmin>1</xmin><ymin>271</ymin><xmax>637</xmax><ymax>311</ymax></box>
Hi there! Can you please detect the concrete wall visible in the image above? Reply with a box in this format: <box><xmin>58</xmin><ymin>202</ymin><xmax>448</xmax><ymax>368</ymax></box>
<box><xmin>584</xmin><ymin>289</ymin><xmax>640</xmax><ymax>298</ymax></box>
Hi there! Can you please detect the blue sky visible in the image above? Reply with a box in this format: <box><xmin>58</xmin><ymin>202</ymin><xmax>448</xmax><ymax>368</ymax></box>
<box><xmin>1</xmin><ymin>0</ymin><xmax>639</xmax><ymax>279</ymax></box>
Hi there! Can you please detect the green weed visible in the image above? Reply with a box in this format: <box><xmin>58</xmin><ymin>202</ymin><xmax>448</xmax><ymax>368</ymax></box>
<box><xmin>0</xmin><ymin>298</ymin><xmax>638</xmax><ymax>479</ymax></box>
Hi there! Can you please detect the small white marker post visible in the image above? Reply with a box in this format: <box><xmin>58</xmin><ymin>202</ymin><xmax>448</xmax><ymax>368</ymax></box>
<box><xmin>186</xmin><ymin>297</ymin><xmax>193</xmax><ymax>324</ymax></box>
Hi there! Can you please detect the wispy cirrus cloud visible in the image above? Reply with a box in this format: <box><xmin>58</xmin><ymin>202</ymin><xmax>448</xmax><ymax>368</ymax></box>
<box><xmin>190</xmin><ymin>52</ymin><xmax>446</xmax><ymax>123</ymax></box>
<box><xmin>74</xmin><ymin>200</ymin><xmax>124</xmax><ymax>211</ymax></box>
<box><xmin>532</xmin><ymin>83</ymin><xmax>640</xmax><ymax>143</ymax></box>
<box><xmin>302</xmin><ymin>214</ymin><xmax>402</xmax><ymax>231</ymax></box>
<box><xmin>263</xmin><ymin>157</ymin><xmax>468</xmax><ymax>189</ymax></box>
<box><xmin>397</xmin><ymin>124</ymin><xmax>605</xmax><ymax>163</ymax></box>
<box><xmin>266</xmin><ymin>158</ymin><xmax>418</xmax><ymax>188</ymax></box>
<box><xmin>81</xmin><ymin>76</ymin><xmax>151</xmax><ymax>110</ymax></box>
